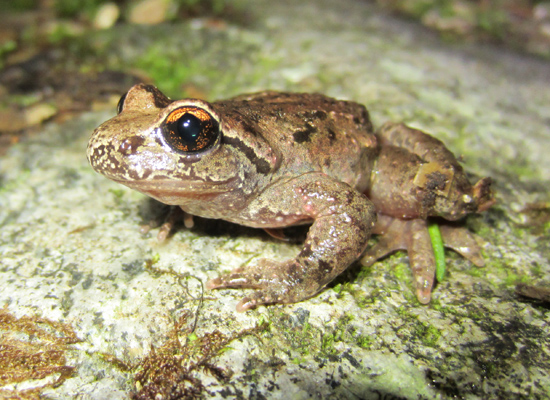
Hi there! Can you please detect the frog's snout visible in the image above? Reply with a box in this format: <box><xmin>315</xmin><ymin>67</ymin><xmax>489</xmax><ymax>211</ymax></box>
<box><xmin>472</xmin><ymin>177</ymin><xmax>495</xmax><ymax>212</ymax></box>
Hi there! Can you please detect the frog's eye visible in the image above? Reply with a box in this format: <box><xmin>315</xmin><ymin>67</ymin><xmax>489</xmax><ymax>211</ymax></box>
<box><xmin>117</xmin><ymin>91</ymin><xmax>128</xmax><ymax>114</ymax></box>
<box><xmin>163</xmin><ymin>107</ymin><xmax>220</xmax><ymax>153</ymax></box>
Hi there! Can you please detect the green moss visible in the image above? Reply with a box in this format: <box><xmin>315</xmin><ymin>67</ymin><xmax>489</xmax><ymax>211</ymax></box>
<box><xmin>266</xmin><ymin>310</ymin><xmax>318</xmax><ymax>356</ymax></box>
<box><xmin>401</xmin><ymin>0</ymin><xmax>436</xmax><ymax>17</ymax></box>
<box><xmin>466</xmin><ymin>265</ymin><xmax>484</xmax><ymax>278</ymax></box>
<box><xmin>357</xmin><ymin>263</ymin><xmax>374</xmax><ymax>280</ymax></box>
<box><xmin>337</xmin><ymin>282</ymin><xmax>378</xmax><ymax>308</ymax></box>
<box><xmin>430</xmin><ymin>298</ymin><xmax>443</xmax><ymax>311</ymax></box>
<box><xmin>0</xmin><ymin>40</ymin><xmax>17</xmax><ymax>68</ymax></box>
<box><xmin>472</xmin><ymin>221</ymin><xmax>492</xmax><ymax>238</ymax></box>
<box><xmin>264</xmin><ymin>310</ymin><xmax>375</xmax><ymax>361</ymax></box>
<box><xmin>356</xmin><ymin>335</ymin><xmax>373</xmax><ymax>349</ymax></box>
<box><xmin>0</xmin><ymin>170</ymin><xmax>30</xmax><ymax>194</ymax></box>
<box><xmin>54</xmin><ymin>0</ymin><xmax>104</xmax><ymax>18</ymax></box>
<box><xmin>501</xmin><ymin>158</ymin><xmax>541</xmax><ymax>181</ymax></box>
<box><xmin>418</xmin><ymin>322</ymin><xmax>441</xmax><ymax>347</ymax></box>
<box><xmin>109</xmin><ymin>188</ymin><xmax>125</xmax><ymax>199</ymax></box>
<box><xmin>321</xmin><ymin>333</ymin><xmax>336</xmax><ymax>355</ymax></box>
<box><xmin>0</xmin><ymin>0</ymin><xmax>37</xmax><ymax>12</ymax></box>
<box><xmin>151</xmin><ymin>253</ymin><xmax>161</xmax><ymax>264</ymax></box>
<box><xmin>332</xmin><ymin>283</ymin><xmax>343</xmax><ymax>294</ymax></box>
<box><xmin>531</xmin><ymin>261</ymin><xmax>543</xmax><ymax>278</ymax></box>
<box><xmin>482</xmin><ymin>256</ymin><xmax>535</xmax><ymax>289</ymax></box>
<box><xmin>175</xmin><ymin>0</ymin><xmax>236</xmax><ymax>15</ymax></box>
<box><xmin>392</xmin><ymin>261</ymin><xmax>410</xmax><ymax>281</ymax></box>
<box><xmin>319</xmin><ymin>314</ymin><xmax>369</xmax><ymax>356</ymax></box>
<box><xmin>467</xmin><ymin>309</ymin><xmax>484</xmax><ymax>321</ymax></box>
<box><xmin>504</xmin><ymin>272</ymin><xmax>531</xmax><ymax>287</ymax></box>
<box><xmin>135</xmin><ymin>44</ymin><xmax>223</xmax><ymax>99</ymax></box>
<box><xmin>477</xmin><ymin>9</ymin><xmax>508</xmax><ymax>39</ymax></box>
<box><xmin>291</xmin><ymin>357</ymin><xmax>306</xmax><ymax>365</ymax></box>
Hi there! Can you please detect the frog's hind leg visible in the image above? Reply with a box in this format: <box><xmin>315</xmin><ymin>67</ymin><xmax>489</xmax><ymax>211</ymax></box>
<box><xmin>362</xmin><ymin>216</ymin><xmax>435</xmax><ymax>304</ymax></box>
<box><xmin>375</xmin><ymin>122</ymin><xmax>495</xmax><ymax>216</ymax></box>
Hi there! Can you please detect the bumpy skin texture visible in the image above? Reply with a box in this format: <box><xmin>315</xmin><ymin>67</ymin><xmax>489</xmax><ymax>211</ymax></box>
<box><xmin>87</xmin><ymin>84</ymin><xmax>494</xmax><ymax>310</ymax></box>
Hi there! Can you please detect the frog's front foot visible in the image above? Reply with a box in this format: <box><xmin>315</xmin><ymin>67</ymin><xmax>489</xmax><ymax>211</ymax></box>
<box><xmin>362</xmin><ymin>215</ymin><xmax>484</xmax><ymax>303</ymax></box>
<box><xmin>207</xmin><ymin>259</ymin><xmax>321</xmax><ymax>312</ymax></box>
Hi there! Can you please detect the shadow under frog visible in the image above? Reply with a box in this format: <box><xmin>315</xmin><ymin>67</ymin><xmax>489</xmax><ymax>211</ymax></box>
<box><xmin>87</xmin><ymin>84</ymin><xmax>494</xmax><ymax>312</ymax></box>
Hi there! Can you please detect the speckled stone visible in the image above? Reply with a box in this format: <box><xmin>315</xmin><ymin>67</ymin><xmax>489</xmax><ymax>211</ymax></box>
<box><xmin>1</xmin><ymin>0</ymin><xmax>549</xmax><ymax>398</ymax></box>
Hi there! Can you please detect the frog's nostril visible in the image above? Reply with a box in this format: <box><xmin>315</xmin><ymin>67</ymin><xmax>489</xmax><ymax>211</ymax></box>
<box><xmin>118</xmin><ymin>136</ymin><xmax>145</xmax><ymax>155</ymax></box>
<box><xmin>119</xmin><ymin>139</ymin><xmax>133</xmax><ymax>155</ymax></box>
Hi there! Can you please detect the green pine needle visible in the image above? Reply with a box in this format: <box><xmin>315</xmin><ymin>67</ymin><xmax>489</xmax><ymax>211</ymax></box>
<box><xmin>428</xmin><ymin>222</ymin><xmax>446</xmax><ymax>282</ymax></box>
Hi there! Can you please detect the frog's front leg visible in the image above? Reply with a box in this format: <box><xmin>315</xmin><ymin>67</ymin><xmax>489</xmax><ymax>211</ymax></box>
<box><xmin>207</xmin><ymin>173</ymin><xmax>376</xmax><ymax>311</ymax></box>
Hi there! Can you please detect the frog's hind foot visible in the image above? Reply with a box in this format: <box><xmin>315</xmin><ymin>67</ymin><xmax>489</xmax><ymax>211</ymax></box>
<box><xmin>207</xmin><ymin>259</ymin><xmax>320</xmax><ymax>312</ymax></box>
<box><xmin>361</xmin><ymin>215</ymin><xmax>484</xmax><ymax>304</ymax></box>
<box><xmin>439</xmin><ymin>224</ymin><xmax>484</xmax><ymax>267</ymax></box>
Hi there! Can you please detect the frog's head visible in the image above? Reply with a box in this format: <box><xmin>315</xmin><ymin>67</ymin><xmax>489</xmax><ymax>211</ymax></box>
<box><xmin>87</xmin><ymin>84</ymin><xmax>245</xmax><ymax>206</ymax></box>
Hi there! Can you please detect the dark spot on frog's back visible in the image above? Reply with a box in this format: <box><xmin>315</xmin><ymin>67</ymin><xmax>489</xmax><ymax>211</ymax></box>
<box><xmin>327</xmin><ymin>127</ymin><xmax>336</xmax><ymax>143</ymax></box>
<box><xmin>426</xmin><ymin>171</ymin><xmax>448</xmax><ymax>191</ymax></box>
<box><xmin>317</xmin><ymin>259</ymin><xmax>333</xmax><ymax>275</ymax></box>
<box><xmin>299</xmin><ymin>110</ymin><xmax>327</xmax><ymax>122</ymax></box>
<box><xmin>268</xmin><ymin>107</ymin><xmax>286</xmax><ymax>119</ymax></box>
<box><xmin>293</xmin><ymin>123</ymin><xmax>317</xmax><ymax>144</ymax></box>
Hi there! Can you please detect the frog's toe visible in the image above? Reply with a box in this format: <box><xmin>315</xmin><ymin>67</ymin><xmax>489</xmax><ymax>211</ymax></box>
<box><xmin>406</xmin><ymin>219</ymin><xmax>436</xmax><ymax>304</ymax></box>
<box><xmin>440</xmin><ymin>225</ymin><xmax>484</xmax><ymax>267</ymax></box>
<box><xmin>236</xmin><ymin>296</ymin><xmax>258</xmax><ymax>312</ymax></box>
<box><xmin>361</xmin><ymin>220</ymin><xmax>407</xmax><ymax>267</ymax></box>
<box><xmin>205</xmin><ymin>268</ymin><xmax>263</xmax><ymax>290</ymax></box>
<box><xmin>208</xmin><ymin>259</ymin><xmax>319</xmax><ymax>311</ymax></box>
<box><xmin>235</xmin><ymin>292</ymin><xmax>282</xmax><ymax>312</ymax></box>
<box><xmin>362</xmin><ymin>217</ymin><xmax>436</xmax><ymax>303</ymax></box>
<box><xmin>206</xmin><ymin>270</ymin><xmax>270</xmax><ymax>311</ymax></box>
<box><xmin>361</xmin><ymin>238</ymin><xmax>404</xmax><ymax>268</ymax></box>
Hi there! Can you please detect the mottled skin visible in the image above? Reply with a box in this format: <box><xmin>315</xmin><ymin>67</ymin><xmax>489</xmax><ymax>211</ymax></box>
<box><xmin>87</xmin><ymin>84</ymin><xmax>494</xmax><ymax>311</ymax></box>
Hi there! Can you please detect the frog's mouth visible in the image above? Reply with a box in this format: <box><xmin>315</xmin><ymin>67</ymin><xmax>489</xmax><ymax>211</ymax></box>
<box><xmin>112</xmin><ymin>177</ymin><xmax>238</xmax><ymax>206</ymax></box>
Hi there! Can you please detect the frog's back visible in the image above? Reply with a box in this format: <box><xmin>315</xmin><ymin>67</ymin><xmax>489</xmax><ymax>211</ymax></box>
<box><xmin>212</xmin><ymin>92</ymin><xmax>378</xmax><ymax>191</ymax></box>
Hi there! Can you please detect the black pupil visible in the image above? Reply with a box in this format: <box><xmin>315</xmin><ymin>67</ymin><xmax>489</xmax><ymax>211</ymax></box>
<box><xmin>177</xmin><ymin>113</ymin><xmax>202</xmax><ymax>144</ymax></box>
<box><xmin>163</xmin><ymin>107</ymin><xmax>219</xmax><ymax>153</ymax></box>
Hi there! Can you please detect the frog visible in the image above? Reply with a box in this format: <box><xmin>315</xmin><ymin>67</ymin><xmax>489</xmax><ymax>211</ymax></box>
<box><xmin>87</xmin><ymin>83</ymin><xmax>494</xmax><ymax>311</ymax></box>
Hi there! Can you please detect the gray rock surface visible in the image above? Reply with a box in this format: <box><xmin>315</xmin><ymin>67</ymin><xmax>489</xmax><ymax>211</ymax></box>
<box><xmin>1</xmin><ymin>0</ymin><xmax>549</xmax><ymax>398</ymax></box>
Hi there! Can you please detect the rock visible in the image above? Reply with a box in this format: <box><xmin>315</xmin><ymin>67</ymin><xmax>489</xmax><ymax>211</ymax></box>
<box><xmin>128</xmin><ymin>0</ymin><xmax>173</xmax><ymax>25</ymax></box>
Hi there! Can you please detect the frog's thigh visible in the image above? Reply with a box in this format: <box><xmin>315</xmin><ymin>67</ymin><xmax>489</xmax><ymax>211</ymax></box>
<box><xmin>376</xmin><ymin>122</ymin><xmax>458</xmax><ymax>166</ymax></box>
<box><xmin>208</xmin><ymin>173</ymin><xmax>376</xmax><ymax>310</ymax></box>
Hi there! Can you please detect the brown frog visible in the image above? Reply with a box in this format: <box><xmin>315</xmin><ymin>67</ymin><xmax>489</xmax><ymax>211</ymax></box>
<box><xmin>87</xmin><ymin>84</ymin><xmax>494</xmax><ymax>311</ymax></box>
